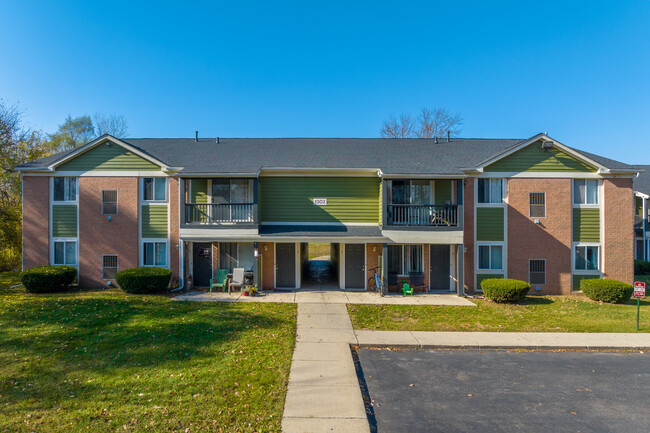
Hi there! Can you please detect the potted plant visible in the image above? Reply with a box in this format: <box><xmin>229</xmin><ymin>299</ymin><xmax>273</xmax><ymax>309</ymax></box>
<box><xmin>242</xmin><ymin>288</ymin><xmax>250</xmax><ymax>296</ymax></box>
<box><xmin>248</xmin><ymin>286</ymin><xmax>259</xmax><ymax>297</ymax></box>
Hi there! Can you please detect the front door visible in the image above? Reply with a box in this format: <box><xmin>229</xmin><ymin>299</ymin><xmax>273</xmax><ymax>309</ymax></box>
<box><xmin>276</xmin><ymin>243</ymin><xmax>296</xmax><ymax>288</ymax></box>
<box><xmin>345</xmin><ymin>244</ymin><xmax>365</xmax><ymax>289</ymax></box>
<box><xmin>430</xmin><ymin>244</ymin><xmax>450</xmax><ymax>291</ymax></box>
<box><xmin>193</xmin><ymin>242</ymin><xmax>212</xmax><ymax>287</ymax></box>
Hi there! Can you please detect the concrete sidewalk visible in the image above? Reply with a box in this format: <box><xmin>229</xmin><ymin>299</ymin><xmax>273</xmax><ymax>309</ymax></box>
<box><xmin>354</xmin><ymin>330</ymin><xmax>650</xmax><ymax>350</ymax></box>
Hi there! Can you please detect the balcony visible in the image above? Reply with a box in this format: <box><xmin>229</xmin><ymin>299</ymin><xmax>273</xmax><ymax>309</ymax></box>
<box><xmin>635</xmin><ymin>215</ymin><xmax>648</xmax><ymax>232</ymax></box>
<box><xmin>184</xmin><ymin>203</ymin><xmax>258</xmax><ymax>225</ymax></box>
<box><xmin>387</xmin><ymin>204</ymin><xmax>460</xmax><ymax>227</ymax></box>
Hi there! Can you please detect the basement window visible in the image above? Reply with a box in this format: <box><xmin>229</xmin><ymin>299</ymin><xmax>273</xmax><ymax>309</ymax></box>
<box><xmin>529</xmin><ymin>192</ymin><xmax>546</xmax><ymax>218</ymax></box>
<box><xmin>102</xmin><ymin>255</ymin><xmax>118</xmax><ymax>280</ymax></box>
<box><xmin>102</xmin><ymin>190</ymin><xmax>118</xmax><ymax>215</ymax></box>
<box><xmin>529</xmin><ymin>259</ymin><xmax>546</xmax><ymax>285</ymax></box>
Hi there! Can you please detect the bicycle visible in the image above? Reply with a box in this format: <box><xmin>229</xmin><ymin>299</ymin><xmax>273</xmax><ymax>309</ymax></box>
<box><xmin>367</xmin><ymin>266</ymin><xmax>384</xmax><ymax>295</ymax></box>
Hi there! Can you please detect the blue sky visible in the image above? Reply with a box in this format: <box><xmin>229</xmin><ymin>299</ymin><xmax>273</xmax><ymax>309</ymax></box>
<box><xmin>1</xmin><ymin>1</ymin><xmax>649</xmax><ymax>162</ymax></box>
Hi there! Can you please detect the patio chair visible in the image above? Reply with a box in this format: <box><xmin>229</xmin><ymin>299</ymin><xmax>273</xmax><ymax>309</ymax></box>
<box><xmin>210</xmin><ymin>269</ymin><xmax>229</xmax><ymax>293</ymax></box>
<box><xmin>229</xmin><ymin>268</ymin><xmax>245</xmax><ymax>294</ymax></box>
<box><xmin>402</xmin><ymin>282</ymin><xmax>414</xmax><ymax>296</ymax></box>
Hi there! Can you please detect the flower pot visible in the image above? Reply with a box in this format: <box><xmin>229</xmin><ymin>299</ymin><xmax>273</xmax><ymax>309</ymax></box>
<box><xmin>242</xmin><ymin>291</ymin><xmax>249</xmax><ymax>296</ymax></box>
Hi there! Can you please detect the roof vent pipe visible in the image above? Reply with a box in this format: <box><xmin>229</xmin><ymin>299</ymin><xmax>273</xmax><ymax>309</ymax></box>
<box><xmin>447</xmin><ymin>131</ymin><xmax>450</xmax><ymax>142</ymax></box>
<box><xmin>217</xmin><ymin>137</ymin><xmax>220</xmax><ymax>144</ymax></box>
<box><xmin>195</xmin><ymin>131</ymin><xmax>198</xmax><ymax>142</ymax></box>
<box><xmin>434</xmin><ymin>136</ymin><xmax>438</xmax><ymax>144</ymax></box>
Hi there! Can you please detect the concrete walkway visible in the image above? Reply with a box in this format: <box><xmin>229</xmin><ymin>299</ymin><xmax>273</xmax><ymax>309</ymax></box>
<box><xmin>282</xmin><ymin>303</ymin><xmax>370</xmax><ymax>433</ymax></box>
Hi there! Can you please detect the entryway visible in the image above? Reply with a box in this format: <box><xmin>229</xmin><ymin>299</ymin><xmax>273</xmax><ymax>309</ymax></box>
<box><xmin>430</xmin><ymin>244</ymin><xmax>451</xmax><ymax>292</ymax></box>
<box><xmin>344</xmin><ymin>243</ymin><xmax>365</xmax><ymax>290</ymax></box>
<box><xmin>276</xmin><ymin>243</ymin><xmax>296</xmax><ymax>288</ymax></box>
<box><xmin>300</xmin><ymin>243</ymin><xmax>339</xmax><ymax>289</ymax></box>
<box><xmin>192</xmin><ymin>242</ymin><xmax>212</xmax><ymax>287</ymax></box>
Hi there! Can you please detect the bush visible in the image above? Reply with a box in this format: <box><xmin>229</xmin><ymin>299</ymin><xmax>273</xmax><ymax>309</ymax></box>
<box><xmin>21</xmin><ymin>265</ymin><xmax>77</xmax><ymax>293</ymax></box>
<box><xmin>580</xmin><ymin>278</ymin><xmax>633</xmax><ymax>304</ymax></box>
<box><xmin>634</xmin><ymin>260</ymin><xmax>650</xmax><ymax>276</ymax></box>
<box><xmin>481</xmin><ymin>278</ymin><xmax>530</xmax><ymax>303</ymax></box>
<box><xmin>115</xmin><ymin>267</ymin><xmax>172</xmax><ymax>294</ymax></box>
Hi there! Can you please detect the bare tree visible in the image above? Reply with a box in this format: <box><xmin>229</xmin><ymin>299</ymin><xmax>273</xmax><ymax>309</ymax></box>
<box><xmin>93</xmin><ymin>113</ymin><xmax>128</xmax><ymax>138</ymax></box>
<box><xmin>380</xmin><ymin>113</ymin><xmax>415</xmax><ymax>138</ymax></box>
<box><xmin>381</xmin><ymin>107</ymin><xmax>463</xmax><ymax>139</ymax></box>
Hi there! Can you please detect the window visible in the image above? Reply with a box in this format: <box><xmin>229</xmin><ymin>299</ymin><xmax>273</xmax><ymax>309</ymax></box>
<box><xmin>477</xmin><ymin>178</ymin><xmax>504</xmax><ymax>204</ymax></box>
<box><xmin>529</xmin><ymin>259</ymin><xmax>546</xmax><ymax>285</ymax></box>
<box><xmin>53</xmin><ymin>177</ymin><xmax>77</xmax><ymax>202</ymax></box>
<box><xmin>574</xmin><ymin>245</ymin><xmax>599</xmax><ymax>271</ymax></box>
<box><xmin>211</xmin><ymin>179</ymin><xmax>254</xmax><ymax>221</ymax></box>
<box><xmin>102</xmin><ymin>190</ymin><xmax>118</xmax><ymax>214</ymax></box>
<box><xmin>387</xmin><ymin>244</ymin><xmax>423</xmax><ymax>275</ymax></box>
<box><xmin>143</xmin><ymin>241</ymin><xmax>167</xmax><ymax>266</ymax></box>
<box><xmin>53</xmin><ymin>240</ymin><xmax>77</xmax><ymax>265</ymax></box>
<box><xmin>219</xmin><ymin>242</ymin><xmax>255</xmax><ymax>272</ymax></box>
<box><xmin>102</xmin><ymin>255</ymin><xmax>118</xmax><ymax>279</ymax></box>
<box><xmin>390</xmin><ymin>180</ymin><xmax>431</xmax><ymax>205</ymax></box>
<box><xmin>143</xmin><ymin>177</ymin><xmax>167</xmax><ymax>201</ymax></box>
<box><xmin>478</xmin><ymin>245</ymin><xmax>503</xmax><ymax>270</ymax></box>
<box><xmin>573</xmin><ymin>179</ymin><xmax>599</xmax><ymax>205</ymax></box>
<box><xmin>529</xmin><ymin>192</ymin><xmax>546</xmax><ymax>218</ymax></box>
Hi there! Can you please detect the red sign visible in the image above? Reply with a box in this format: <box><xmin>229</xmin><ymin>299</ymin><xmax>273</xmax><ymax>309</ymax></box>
<box><xmin>634</xmin><ymin>281</ymin><xmax>646</xmax><ymax>298</ymax></box>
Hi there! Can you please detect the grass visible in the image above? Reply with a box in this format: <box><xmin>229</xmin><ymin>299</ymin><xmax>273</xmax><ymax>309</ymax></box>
<box><xmin>0</xmin><ymin>270</ymin><xmax>21</xmax><ymax>289</ymax></box>
<box><xmin>348</xmin><ymin>295</ymin><xmax>650</xmax><ymax>333</ymax></box>
<box><xmin>308</xmin><ymin>243</ymin><xmax>330</xmax><ymax>260</ymax></box>
<box><xmin>0</xmin><ymin>275</ymin><xmax>297</xmax><ymax>432</ymax></box>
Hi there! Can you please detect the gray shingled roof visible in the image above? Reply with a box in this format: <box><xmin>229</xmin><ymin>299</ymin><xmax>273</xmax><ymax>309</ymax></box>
<box><xmin>633</xmin><ymin>165</ymin><xmax>650</xmax><ymax>195</ymax></box>
<box><xmin>16</xmin><ymin>136</ymin><xmax>637</xmax><ymax>176</ymax></box>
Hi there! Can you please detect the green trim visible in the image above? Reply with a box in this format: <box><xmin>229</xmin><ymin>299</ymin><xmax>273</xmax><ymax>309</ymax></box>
<box><xmin>434</xmin><ymin>180</ymin><xmax>452</xmax><ymax>205</ymax></box>
<box><xmin>476</xmin><ymin>273</ymin><xmax>504</xmax><ymax>290</ymax></box>
<box><xmin>141</xmin><ymin>205</ymin><xmax>168</xmax><ymax>238</ymax></box>
<box><xmin>484</xmin><ymin>141</ymin><xmax>597</xmax><ymax>173</ymax></box>
<box><xmin>572</xmin><ymin>208</ymin><xmax>600</xmax><ymax>242</ymax></box>
<box><xmin>52</xmin><ymin>205</ymin><xmax>77</xmax><ymax>237</ymax></box>
<box><xmin>259</xmin><ymin>177</ymin><xmax>380</xmax><ymax>223</ymax></box>
<box><xmin>57</xmin><ymin>144</ymin><xmax>161</xmax><ymax>171</ymax></box>
<box><xmin>476</xmin><ymin>207</ymin><xmax>504</xmax><ymax>241</ymax></box>
<box><xmin>572</xmin><ymin>274</ymin><xmax>600</xmax><ymax>291</ymax></box>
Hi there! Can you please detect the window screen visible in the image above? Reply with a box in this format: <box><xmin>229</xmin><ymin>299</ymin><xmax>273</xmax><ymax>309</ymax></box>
<box><xmin>102</xmin><ymin>255</ymin><xmax>118</xmax><ymax>279</ymax></box>
<box><xmin>529</xmin><ymin>259</ymin><xmax>545</xmax><ymax>285</ymax></box>
<box><xmin>529</xmin><ymin>192</ymin><xmax>546</xmax><ymax>218</ymax></box>
<box><xmin>102</xmin><ymin>190</ymin><xmax>118</xmax><ymax>214</ymax></box>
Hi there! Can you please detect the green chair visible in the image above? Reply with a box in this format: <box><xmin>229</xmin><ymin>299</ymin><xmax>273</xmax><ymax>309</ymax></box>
<box><xmin>402</xmin><ymin>281</ymin><xmax>414</xmax><ymax>296</ymax></box>
<box><xmin>210</xmin><ymin>269</ymin><xmax>229</xmax><ymax>293</ymax></box>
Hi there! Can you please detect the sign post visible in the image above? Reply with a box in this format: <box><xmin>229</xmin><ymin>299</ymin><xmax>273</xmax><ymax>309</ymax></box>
<box><xmin>634</xmin><ymin>282</ymin><xmax>646</xmax><ymax>331</ymax></box>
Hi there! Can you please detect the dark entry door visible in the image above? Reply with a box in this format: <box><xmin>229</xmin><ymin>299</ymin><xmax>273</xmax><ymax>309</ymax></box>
<box><xmin>430</xmin><ymin>244</ymin><xmax>450</xmax><ymax>291</ymax></box>
<box><xmin>193</xmin><ymin>243</ymin><xmax>212</xmax><ymax>287</ymax></box>
<box><xmin>276</xmin><ymin>243</ymin><xmax>296</xmax><ymax>288</ymax></box>
<box><xmin>345</xmin><ymin>244</ymin><xmax>365</xmax><ymax>289</ymax></box>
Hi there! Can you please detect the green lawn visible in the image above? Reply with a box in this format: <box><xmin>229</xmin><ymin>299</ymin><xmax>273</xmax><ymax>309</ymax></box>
<box><xmin>0</xmin><ymin>277</ymin><xmax>296</xmax><ymax>432</ymax></box>
<box><xmin>348</xmin><ymin>296</ymin><xmax>650</xmax><ymax>333</ymax></box>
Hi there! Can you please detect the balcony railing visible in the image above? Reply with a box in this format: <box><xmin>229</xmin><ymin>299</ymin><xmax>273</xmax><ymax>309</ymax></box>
<box><xmin>185</xmin><ymin>203</ymin><xmax>257</xmax><ymax>224</ymax></box>
<box><xmin>635</xmin><ymin>215</ymin><xmax>648</xmax><ymax>231</ymax></box>
<box><xmin>387</xmin><ymin>204</ymin><xmax>459</xmax><ymax>227</ymax></box>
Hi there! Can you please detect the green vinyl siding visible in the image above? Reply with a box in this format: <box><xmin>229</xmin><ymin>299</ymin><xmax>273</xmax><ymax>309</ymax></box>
<box><xmin>434</xmin><ymin>180</ymin><xmax>452</xmax><ymax>204</ymax></box>
<box><xmin>378</xmin><ymin>181</ymin><xmax>383</xmax><ymax>224</ymax></box>
<box><xmin>259</xmin><ymin>177</ymin><xmax>380</xmax><ymax>223</ymax></box>
<box><xmin>141</xmin><ymin>205</ymin><xmax>168</xmax><ymax>238</ymax></box>
<box><xmin>476</xmin><ymin>207</ymin><xmax>504</xmax><ymax>241</ymax></box>
<box><xmin>52</xmin><ymin>205</ymin><xmax>77</xmax><ymax>237</ymax></box>
<box><xmin>572</xmin><ymin>274</ymin><xmax>600</xmax><ymax>291</ymax></box>
<box><xmin>636</xmin><ymin>197</ymin><xmax>643</xmax><ymax>215</ymax></box>
<box><xmin>476</xmin><ymin>273</ymin><xmax>503</xmax><ymax>290</ymax></box>
<box><xmin>572</xmin><ymin>208</ymin><xmax>600</xmax><ymax>242</ymax></box>
<box><xmin>190</xmin><ymin>179</ymin><xmax>209</xmax><ymax>203</ymax></box>
<box><xmin>58</xmin><ymin>144</ymin><xmax>161</xmax><ymax>171</ymax></box>
<box><xmin>484</xmin><ymin>141</ymin><xmax>597</xmax><ymax>173</ymax></box>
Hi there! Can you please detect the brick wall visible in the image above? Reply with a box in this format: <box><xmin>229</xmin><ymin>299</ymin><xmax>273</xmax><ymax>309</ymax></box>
<box><xmin>603</xmin><ymin>178</ymin><xmax>634</xmax><ymax>284</ymax></box>
<box><xmin>78</xmin><ymin>177</ymin><xmax>139</xmax><ymax>288</ymax></box>
<box><xmin>507</xmin><ymin>178</ymin><xmax>572</xmax><ymax>294</ymax></box>
<box><xmin>463</xmin><ymin>178</ymin><xmax>475</xmax><ymax>292</ymax></box>
<box><xmin>365</xmin><ymin>243</ymin><xmax>381</xmax><ymax>291</ymax></box>
<box><xmin>22</xmin><ymin>176</ymin><xmax>50</xmax><ymax>269</ymax></box>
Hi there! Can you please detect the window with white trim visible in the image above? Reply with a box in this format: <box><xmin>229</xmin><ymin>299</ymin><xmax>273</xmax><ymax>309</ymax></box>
<box><xmin>102</xmin><ymin>255</ymin><xmax>118</xmax><ymax>279</ymax></box>
<box><xmin>53</xmin><ymin>177</ymin><xmax>77</xmax><ymax>202</ymax></box>
<box><xmin>477</xmin><ymin>178</ymin><xmax>504</xmax><ymax>204</ymax></box>
<box><xmin>478</xmin><ymin>245</ymin><xmax>503</xmax><ymax>270</ymax></box>
<box><xmin>573</xmin><ymin>179</ymin><xmax>599</xmax><ymax>205</ymax></box>
<box><xmin>387</xmin><ymin>244</ymin><xmax>423</xmax><ymax>275</ymax></box>
<box><xmin>529</xmin><ymin>259</ymin><xmax>546</xmax><ymax>285</ymax></box>
<box><xmin>529</xmin><ymin>192</ymin><xmax>546</xmax><ymax>218</ymax></box>
<box><xmin>143</xmin><ymin>178</ymin><xmax>167</xmax><ymax>202</ymax></box>
<box><xmin>142</xmin><ymin>241</ymin><xmax>167</xmax><ymax>267</ymax></box>
<box><xmin>102</xmin><ymin>190</ymin><xmax>118</xmax><ymax>215</ymax></box>
<box><xmin>574</xmin><ymin>245</ymin><xmax>600</xmax><ymax>271</ymax></box>
<box><xmin>53</xmin><ymin>240</ymin><xmax>77</xmax><ymax>265</ymax></box>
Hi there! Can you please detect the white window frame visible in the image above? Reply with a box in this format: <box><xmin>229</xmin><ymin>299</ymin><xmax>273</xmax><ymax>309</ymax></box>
<box><xmin>572</xmin><ymin>179</ymin><xmax>601</xmax><ymax>208</ymax></box>
<box><xmin>141</xmin><ymin>177</ymin><xmax>168</xmax><ymax>203</ymax></box>
<box><xmin>476</xmin><ymin>178</ymin><xmax>506</xmax><ymax>205</ymax></box>
<box><xmin>476</xmin><ymin>243</ymin><xmax>504</xmax><ymax>271</ymax></box>
<box><xmin>51</xmin><ymin>238</ymin><xmax>78</xmax><ymax>266</ymax></box>
<box><xmin>140</xmin><ymin>239</ymin><xmax>169</xmax><ymax>268</ymax></box>
<box><xmin>572</xmin><ymin>243</ymin><xmax>602</xmax><ymax>273</ymax></box>
<box><xmin>51</xmin><ymin>177</ymin><xmax>78</xmax><ymax>203</ymax></box>
<box><xmin>528</xmin><ymin>259</ymin><xmax>546</xmax><ymax>285</ymax></box>
<box><xmin>102</xmin><ymin>254</ymin><xmax>119</xmax><ymax>280</ymax></box>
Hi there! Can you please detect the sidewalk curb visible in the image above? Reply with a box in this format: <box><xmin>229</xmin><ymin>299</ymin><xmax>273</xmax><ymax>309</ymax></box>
<box><xmin>355</xmin><ymin>343</ymin><xmax>650</xmax><ymax>351</ymax></box>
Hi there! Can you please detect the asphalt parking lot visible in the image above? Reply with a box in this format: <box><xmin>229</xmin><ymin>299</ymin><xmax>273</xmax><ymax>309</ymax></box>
<box><xmin>357</xmin><ymin>348</ymin><xmax>650</xmax><ymax>433</ymax></box>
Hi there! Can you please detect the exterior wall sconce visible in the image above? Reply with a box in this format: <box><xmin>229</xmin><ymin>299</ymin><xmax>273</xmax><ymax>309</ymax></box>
<box><xmin>264</xmin><ymin>245</ymin><xmax>268</xmax><ymax>251</ymax></box>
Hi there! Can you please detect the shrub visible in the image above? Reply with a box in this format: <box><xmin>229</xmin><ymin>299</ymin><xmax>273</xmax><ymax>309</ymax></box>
<box><xmin>481</xmin><ymin>278</ymin><xmax>530</xmax><ymax>303</ymax></box>
<box><xmin>115</xmin><ymin>267</ymin><xmax>172</xmax><ymax>294</ymax></box>
<box><xmin>634</xmin><ymin>260</ymin><xmax>650</xmax><ymax>276</ymax></box>
<box><xmin>21</xmin><ymin>265</ymin><xmax>77</xmax><ymax>293</ymax></box>
<box><xmin>580</xmin><ymin>278</ymin><xmax>633</xmax><ymax>304</ymax></box>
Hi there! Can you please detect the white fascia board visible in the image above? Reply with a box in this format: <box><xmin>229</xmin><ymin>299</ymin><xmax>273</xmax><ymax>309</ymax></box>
<box><xmin>382</xmin><ymin>173</ymin><xmax>467</xmax><ymax>179</ymax></box>
<box><xmin>635</xmin><ymin>191</ymin><xmax>650</xmax><ymax>199</ymax></box>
